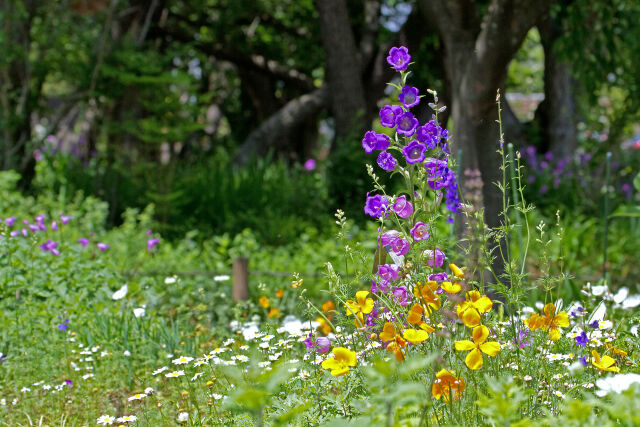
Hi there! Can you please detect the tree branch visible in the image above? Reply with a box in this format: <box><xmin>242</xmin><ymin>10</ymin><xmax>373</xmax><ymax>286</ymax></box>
<box><xmin>165</xmin><ymin>28</ymin><xmax>315</xmax><ymax>92</ymax></box>
<box><xmin>234</xmin><ymin>86</ymin><xmax>331</xmax><ymax>166</ymax></box>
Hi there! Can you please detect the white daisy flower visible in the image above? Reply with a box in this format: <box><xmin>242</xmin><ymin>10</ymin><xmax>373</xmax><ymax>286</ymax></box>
<box><xmin>152</xmin><ymin>366</ymin><xmax>169</xmax><ymax>375</ymax></box>
<box><xmin>165</xmin><ymin>370</ymin><xmax>185</xmax><ymax>378</ymax></box>
<box><xmin>172</xmin><ymin>356</ymin><xmax>194</xmax><ymax>365</ymax></box>
<box><xmin>144</xmin><ymin>387</ymin><xmax>154</xmax><ymax>394</ymax></box>
<box><xmin>211</xmin><ymin>393</ymin><xmax>224</xmax><ymax>400</ymax></box>
<box><xmin>97</xmin><ymin>415</ymin><xmax>116</xmax><ymax>425</ymax></box>
<box><xmin>128</xmin><ymin>393</ymin><xmax>147</xmax><ymax>401</ymax></box>
<box><xmin>192</xmin><ymin>372</ymin><xmax>204</xmax><ymax>381</ymax></box>
<box><xmin>116</xmin><ymin>415</ymin><xmax>137</xmax><ymax>423</ymax></box>
<box><xmin>177</xmin><ymin>412</ymin><xmax>189</xmax><ymax>422</ymax></box>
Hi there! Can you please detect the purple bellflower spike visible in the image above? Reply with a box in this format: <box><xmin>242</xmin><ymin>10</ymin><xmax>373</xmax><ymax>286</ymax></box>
<box><xmin>392</xmin><ymin>195</ymin><xmax>413</xmax><ymax>218</ymax></box>
<box><xmin>377</xmin><ymin>151</ymin><xmax>397</xmax><ymax>171</ymax></box>
<box><xmin>380</xmin><ymin>105</ymin><xmax>403</xmax><ymax>128</ymax></box>
<box><xmin>402</xmin><ymin>140</ymin><xmax>427</xmax><ymax>164</ymax></box>
<box><xmin>410</xmin><ymin>222</ymin><xmax>430</xmax><ymax>241</ymax></box>
<box><xmin>395</xmin><ymin>112</ymin><xmax>418</xmax><ymax>137</ymax></box>
<box><xmin>387</xmin><ymin>46</ymin><xmax>411</xmax><ymax>71</ymax></box>
<box><xmin>364</xmin><ymin>193</ymin><xmax>389</xmax><ymax>218</ymax></box>
<box><xmin>398</xmin><ymin>86</ymin><xmax>420</xmax><ymax>108</ymax></box>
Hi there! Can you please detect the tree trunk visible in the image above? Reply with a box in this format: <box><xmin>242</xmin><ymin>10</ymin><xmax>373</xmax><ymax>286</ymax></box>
<box><xmin>315</xmin><ymin>0</ymin><xmax>368</xmax><ymax>141</ymax></box>
<box><xmin>418</xmin><ymin>0</ymin><xmax>556</xmax><ymax>291</ymax></box>
<box><xmin>537</xmin><ymin>13</ymin><xmax>577</xmax><ymax>158</ymax></box>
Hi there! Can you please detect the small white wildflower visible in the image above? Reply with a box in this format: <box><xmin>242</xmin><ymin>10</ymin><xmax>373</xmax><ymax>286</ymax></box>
<box><xmin>172</xmin><ymin>356</ymin><xmax>194</xmax><ymax>365</ymax></box>
<box><xmin>164</xmin><ymin>276</ymin><xmax>177</xmax><ymax>284</ymax></box>
<box><xmin>523</xmin><ymin>375</ymin><xmax>533</xmax><ymax>382</ymax></box>
<box><xmin>21</xmin><ymin>387</ymin><xmax>31</xmax><ymax>393</ymax></box>
<box><xmin>144</xmin><ymin>387</ymin><xmax>154</xmax><ymax>394</ymax></box>
<box><xmin>116</xmin><ymin>415</ymin><xmax>137</xmax><ymax>423</ymax></box>
<box><xmin>111</xmin><ymin>284</ymin><xmax>128</xmax><ymax>300</ymax></box>
<box><xmin>214</xmin><ymin>275</ymin><xmax>230</xmax><ymax>282</ymax></box>
<box><xmin>152</xmin><ymin>366</ymin><xmax>169</xmax><ymax>375</ymax></box>
<box><xmin>211</xmin><ymin>393</ymin><xmax>224</xmax><ymax>400</ymax></box>
<box><xmin>258</xmin><ymin>361</ymin><xmax>271</xmax><ymax>368</ymax></box>
<box><xmin>133</xmin><ymin>307</ymin><xmax>145</xmax><ymax>318</ymax></box>
<box><xmin>128</xmin><ymin>393</ymin><xmax>147</xmax><ymax>401</ymax></box>
<box><xmin>82</xmin><ymin>374</ymin><xmax>94</xmax><ymax>380</ymax></box>
<box><xmin>192</xmin><ymin>372</ymin><xmax>204</xmax><ymax>381</ymax></box>
<box><xmin>239</xmin><ymin>345</ymin><xmax>249</xmax><ymax>350</ymax></box>
<box><xmin>236</xmin><ymin>355</ymin><xmax>249</xmax><ymax>363</ymax></box>
<box><xmin>177</xmin><ymin>412</ymin><xmax>189</xmax><ymax>422</ymax></box>
<box><xmin>553</xmin><ymin>391</ymin><xmax>566</xmax><ymax>399</ymax></box>
<box><xmin>123</xmin><ymin>350</ymin><xmax>131</xmax><ymax>357</ymax></box>
<box><xmin>194</xmin><ymin>359</ymin><xmax>207</xmax><ymax>367</ymax></box>
<box><xmin>96</xmin><ymin>415</ymin><xmax>116</xmax><ymax>425</ymax></box>
<box><xmin>223</xmin><ymin>338</ymin><xmax>235</xmax><ymax>346</ymax></box>
<box><xmin>42</xmin><ymin>385</ymin><xmax>51</xmax><ymax>391</ymax></box>
<box><xmin>165</xmin><ymin>370</ymin><xmax>185</xmax><ymax>378</ymax></box>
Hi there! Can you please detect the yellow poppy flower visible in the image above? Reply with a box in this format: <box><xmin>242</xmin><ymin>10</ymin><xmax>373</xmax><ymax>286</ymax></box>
<box><xmin>432</xmin><ymin>368</ymin><xmax>465</xmax><ymax>402</ymax></box>
<box><xmin>525</xmin><ymin>303</ymin><xmax>569</xmax><ymax>341</ymax></box>
<box><xmin>322</xmin><ymin>300</ymin><xmax>335</xmax><ymax>312</ymax></box>
<box><xmin>414</xmin><ymin>283</ymin><xmax>441</xmax><ymax>314</ymax></box>
<box><xmin>591</xmin><ymin>350</ymin><xmax>619</xmax><ymax>372</ymax></box>
<box><xmin>407</xmin><ymin>304</ymin><xmax>423</xmax><ymax>325</ymax></box>
<box><xmin>259</xmin><ymin>296</ymin><xmax>270</xmax><ymax>309</ymax></box>
<box><xmin>456</xmin><ymin>291</ymin><xmax>493</xmax><ymax>327</ymax></box>
<box><xmin>345</xmin><ymin>291</ymin><xmax>374</xmax><ymax>316</ymax></box>
<box><xmin>315</xmin><ymin>317</ymin><xmax>332</xmax><ymax>335</ymax></box>
<box><xmin>441</xmin><ymin>281</ymin><xmax>461</xmax><ymax>294</ymax></box>
<box><xmin>321</xmin><ymin>347</ymin><xmax>357</xmax><ymax>376</ymax></box>
<box><xmin>454</xmin><ymin>325</ymin><xmax>500</xmax><ymax>370</ymax></box>
<box><xmin>379</xmin><ymin>322</ymin><xmax>406</xmax><ymax>361</ymax></box>
<box><xmin>449</xmin><ymin>263</ymin><xmax>465</xmax><ymax>278</ymax></box>
<box><xmin>267</xmin><ymin>308</ymin><xmax>280</xmax><ymax>318</ymax></box>
<box><xmin>403</xmin><ymin>328</ymin><xmax>430</xmax><ymax>345</ymax></box>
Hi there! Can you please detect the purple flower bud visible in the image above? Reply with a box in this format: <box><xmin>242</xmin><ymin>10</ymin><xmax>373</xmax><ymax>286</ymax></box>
<box><xmin>398</xmin><ymin>86</ymin><xmax>420</xmax><ymax>108</ymax></box>
<box><xmin>51</xmin><ymin>221</ymin><xmax>58</xmax><ymax>231</ymax></box>
<box><xmin>78</xmin><ymin>238</ymin><xmax>90</xmax><ymax>248</ymax></box>
<box><xmin>10</xmin><ymin>230</ymin><xmax>20</xmax><ymax>237</ymax></box>
<box><xmin>35</xmin><ymin>214</ymin><xmax>46</xmax><ymax>224</ymax></box>
<box><xmin>428</xmin><ymin>272</ymin><xmax>448</xmax><ymax>281</ymax></box>
<box><xmin>64</xmin><ymin>380</ymin><xmax>73</xmax><ymax>387</ymax></box>
<box><xmin>29</xmin><ymin>224</ymin><xmax>40</xmax><ymax>233</ymax></box>
<box><xmin>4</xmin><ymin>217</ymin><xmax>16</xmax><ymax>227</ymax></box>
<box><xmin>60</xmin><ymin>215</ymin><xmax>72</xmax><ymax>225</ymax></box>
<box><xmin>21</xmin><ymin>228</ymin><xmax>28</xmax><ymax>237</ymax></box>
<box><xmin>386</xmin><ymin>46</ymin><xmax>411</xmax><ymax>71</ymax></box>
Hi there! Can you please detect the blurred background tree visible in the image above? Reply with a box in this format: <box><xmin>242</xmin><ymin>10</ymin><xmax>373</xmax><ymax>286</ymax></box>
<box><xmin>1</xmin><ymin>0</ymin><xmax>638</xmax><ymax>243</ymax></box>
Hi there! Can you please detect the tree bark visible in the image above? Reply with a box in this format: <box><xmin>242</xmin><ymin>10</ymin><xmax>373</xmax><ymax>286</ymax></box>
<box><xmin>537</xmin><ymin>13</ymin><xmax>577</xmax><ymax>158</ymax></box>
<box><xmin>315</xmin><ymin>0</ymin><xmax>368</xmax><ymax>141</ymax></box>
